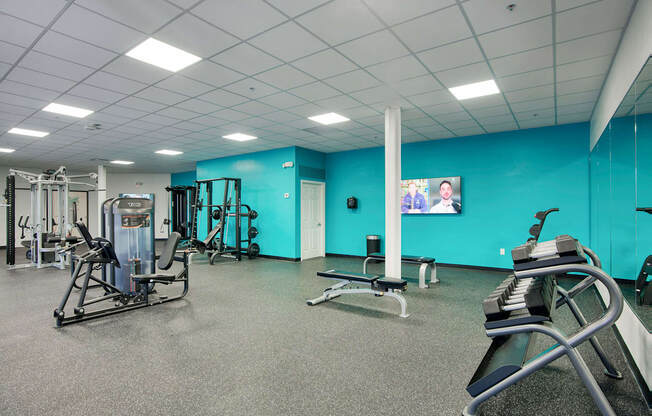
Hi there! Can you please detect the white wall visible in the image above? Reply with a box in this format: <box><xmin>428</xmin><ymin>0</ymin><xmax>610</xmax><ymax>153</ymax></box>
<box><xmin>590</xmin><ymin>0</ymin><xmax>652</xmax><ymax>149</ymax></box>
<box><xmin>106</xmin><ymin>173</ymin><xmax>171</xmax><ymax>239</ymax></box>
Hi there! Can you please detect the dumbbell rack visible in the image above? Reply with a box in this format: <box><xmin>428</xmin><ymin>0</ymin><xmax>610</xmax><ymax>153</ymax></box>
<box><xmin>464</xmin><ymin>235</ymin><xmax>624</xmax><ymax>416</ymax></box>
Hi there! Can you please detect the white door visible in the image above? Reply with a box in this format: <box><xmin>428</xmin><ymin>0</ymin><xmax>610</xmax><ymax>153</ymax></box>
<box><xmin>301</xmin><ymin>181</ymin><xmax>325</xmax><ymax>260</ymax></box>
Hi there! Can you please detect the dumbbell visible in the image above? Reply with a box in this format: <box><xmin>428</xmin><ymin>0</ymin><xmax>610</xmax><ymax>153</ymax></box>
<box><xmin>483</xmin><ymin>277</ymin><xmax>536</xmax><ymax>319</ymax></box>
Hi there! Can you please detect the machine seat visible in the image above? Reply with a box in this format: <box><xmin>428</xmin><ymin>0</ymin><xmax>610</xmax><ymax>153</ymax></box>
<box><xmin>317</xmin><ymin>269</ymin><xmax>379</xmax><ymax>283</ymax></box>
<box><xmin>131</xmin><ymin>273</ymin><xmax>176</xmax><ymax>283</ymax></box>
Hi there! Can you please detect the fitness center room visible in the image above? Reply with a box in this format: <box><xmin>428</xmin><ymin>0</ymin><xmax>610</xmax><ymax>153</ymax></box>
<box><xmin>0</xmin><ymin>0</ymin><xmax>651</xmax><ymax>415</ymax></box>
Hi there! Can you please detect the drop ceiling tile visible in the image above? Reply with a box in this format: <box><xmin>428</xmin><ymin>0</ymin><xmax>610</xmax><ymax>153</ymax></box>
<box><xmin>556</xmin><ymin>55</ymin><xmax>612</xmax><ymax>82</ymax></box>
<box><xmin>557</xmin><ymin>75</ymin><xmax>605</xmax><ymax>95</ymax></box>
<box><xmin>462</xmin><ymin>0</ymin><xmax>551</xmax><ymax>34</ymax></box>
<box><xmin>0</xmin><ymin>91</ymin><xmax>49</xmax><ymax>110</ymax></box>
<box><xmin>284</xmin><ymin>102</ymin><xmax>324</xmax><ymax>118</ymax></box>
<box><xmin>231</xmin><ymin>100</ymin><xmax>276</xmax><ymax>116</ymax></box>
<box><xmin>171</xmin><ymin>120</ymin><xmax>206</xmax><ymax>131</ymax></box>
<box><xmin>85</xmin><ymin>71</ymin><xmax>148</xmax><ymax>95</ymax></box>
<box><xmin>249</xmin><ymin>21</ymin><xmax>327</xmax><ymax>61</ymax></box>
<box><xmin>323</xmin><ymin>70</ymin><xmax>381</xmax><ymax>93</ymax></box>
<box><xmin>156</xmin><ymin>107</ymin><xmax>201</xmax><ymax>120</ymax></box>
<box><xmin>392</xmin><ymin>6</ymin><xmax>471</xmax><ymax>52</ymax></box>
<box><xmin>154</xmin><ymin>13</ymin><xmax>239</xmax><ymax>58</ymax></box>
<box><xmin>136</xmin><ymin>86</ymin><xmax>187</xmax><ymax>105</ymax></box>
<box><xmin>408</xmin><ymin>90</ymin><xmax>455</xmax><ymax>107</ymax></box>
<box><xmin>183</xmin><ymin>114</ymin><xmax>222</xmax><ymax>127</ymax></box>
<box><xmin>557</xmin><ymin>90</ymin><xmax>599</xmax><ymax>106</ymax></box>
<box><xmin>265</xmin><ymin>0</ymin><xmax>331</xmax><ymax>17</ymax></box>
<box><xmin>366</xmin><ymin>55</ymin><xmax>428</xmax><ymax>84</ymax></box>
<box><xmin>292</xmin><ymin>49</ymin><xmax>357</xmax><ymax>80</ymax></box>
<box><xmin>118</xmin><ymin>96</ymin><xmax>167</xmax><ymax>112</ymax></box>
<box><xmin>239</xmin><ymin>117</ymin><xmax>277</xmax><ymax>128</ymax></box>
<box><xmin>18</xmin><ymin>51</ymin><xmax>94</xmax><ymax>83</ymax></box>
<box><xmin>483</xmin><ymin>121</ymin><xmax>518</xmax><ymax>133</ymax></box>
<box><xmin>76</xmin><ymin>0</ymin><xmax>181</xmax><ymax>33</ymax></box>
<box><xmin>223</xmin><ymin>77</ymin><xmax>279</xmax><ymax>99</ymax></box>
<box><xmin>211</xmin><ymin>43</ymin><xmax>282</xmax><ymax>76</ymax></box>
<box><xmin>468</xmin><ymin>104</ymin><xmax>510</xmax><ymax>118</ymax></box>
<box><xmin>340</xmin><ymin>106</ymin><xmax>380</xmax><ymax>119</ymax></box>
<box><xmin>1</xmin><ymin>0</ymin><xmax>67</xmax><ymax>26</ymax></box>
<box><xmin>102</xmin><ymin>104</ymin><xmax>150</xmax><ymax>119</ymax></box>
<box><xmin>156</xmin><ymin>75</ymin><xmax>214</xmax><ymax>97</ymax></box>
<box><xmin>140</xmin><ymin>113</ymin><xmax>179</xmax><ymax>126</ymax></box>
<box><xmin>313</xmin><ymin>94</ymin><xmax>361</xmax><ymax>111</ymax></box>
<box><xmin>68</xmin><ymin>84</ymin><xmax>127</xmax><ymax>104</ymax></box>
<box><xmin>255</xmin><ymin>65</ymin><xmax>315</xmax><ymax>90</ymax></box>
<box><xmin>433</xmin><ymin>111</ymin><xmax>471</xmax><ymax>123</ymax></box>
<box><xmin>336</xmin><ymin>30</ymin><xmax>409</xmax><ymax>67</ymax></box>
<box><xmin>296</xmin><ymin>0</ymin><xmax>383</xmax><ymax>45</ymax></box>
<box><xmin>289</xmin><ymin>81</ymin><xmax>340</xmax><ymax>101</ymax></box>
<box><xmin>462</xmin><ymin>94</ymin><xmax>506</xmax><ymax>109</ymax></box>
<box><xmin>556</xmin><ymin>0</ymin><xmax>634</xmax><ymax>42</ymax></box>
<box><xmin>556</xmin><ymin>29</ymin><xmax>621</xmax><ymax>65</ymax></box>
<box><xmin>104</xmin><ymin>56</ymin><xmax>170</xmax><ymax>84</ymax></box>
<box><xmin>0</xmin><ymin>80</ymin><xmax>59</xmax><ymax>101</ymax></box>
<box><xmin>34</xmin><ymin>31</ymin><xmax>118</xmax><ymax>68</ymax></box>
<box><xmin>198</xmin><ymin>89</ymin><xmax>249</xmax><ymax>107</ymax></box>
<box><xmin>175</xmin><ymin>98</ymin><xmax>223</xmax><ymax>114</ymax></box>
<box><xmin>349</xmin><ymin>85</ymin><xmax>400</xmax><ymax>106</ymax></box>
<box><xmin>52</xmin><ymin>5</ymin><xmax>146</xmax><ymax>53</ymax></box>
<box><xmin>365</xmin><ymin>0</ymin><xmax>454</xmax><ymax>26</ymax></box>
<box><xmin>0</xmin><ymin>41</ymin><xmax>25</xmax><ymax>65</ymax></box>
<box><xmin>0</xmin><ymin>102</ymin><xmax>35</xmax><ymax>117</ymax></box>
<box><xmin>390</xmin><ymin>75</ymin><xmax>441</xmax><ymax>96</ymax></box>
<box><xmin>258</xmin><ymin>92</ymin><xmax>308</xmax><ymax>109</ymax></box>
<box><xmin>435</xmin><ymin>62</ymin><xmax>493</xmax><ymax>88</ymax></box>
<box><xmin>557</xmin><ymin>111</ymin><xmax>591</xmax><ymax>124</ymax></box>
<box><xmin>181</xmin><ymin>61</ymin><xmax>245</xmax><ymax>88</ymax></box>
<box><xmin>262</xmin><ymin>111</ymin><xmax>302</xmax><ymax>123</ymax></box>
<box><xmin>509</xmin><ymin>97</ymin><xmax>554</xmax><ymax>113</ymax></box>
<box><xmin>7</xmin><ymin>67</ymin><xmax>76</xmax><ymax>92</ymax></box>
<box><xmin>496</xmin><ymin>68</ymin><xmax>554</xmax><ymax>92</ymax></box>
<box><xmin>419</xmin><ymin>101</ymin><xmax>464</xmax><ymax>116</ymax></box>
<box><xmin>417</xmin><ymin>38</ymin><xmax>484</xmax><ymax>73</ymax></box>
<box><xmin>479</xmin><ymin>17</ymin><xmax>551</xmax><ymax>58</ymax></box>
<box><xmin>56</xmin><ymin>94</ymin><xmax>107</xmax><ymax>111</ymax></box>
<box><xmin>490</xmin><ymin>46</ymin><xmax>552</xmax><ymax>77</ymax></box>
<box><xmin>0</xmin><ymin>14</ymin><xmax>42</xmax><ymax>47</ymax></box>
<box><xmin>504</xmin><ymin>85</ymin><xmax>554</xmax><ymax>103</ymax></box>
<box><xmin>192</xmin><ymin>0</ymin><xmax>287</xmax><ymax>39</ymax></box>
<box><xmin>557</xmin><ymin>102</ymin><xmax>594</xmax><ymax>115</ymax></box>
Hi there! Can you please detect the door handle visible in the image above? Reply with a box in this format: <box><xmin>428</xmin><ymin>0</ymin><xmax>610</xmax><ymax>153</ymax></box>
<box><xmin>317</xmin><ymin>223</ymin><xmax>322</xmax><ymax>226</ymax></box>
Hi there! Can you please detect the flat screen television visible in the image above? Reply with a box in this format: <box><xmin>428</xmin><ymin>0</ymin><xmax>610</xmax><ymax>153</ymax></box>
<box><xmin>400</xmin><ymin>176</ymin><xmax>462</xmax><ymax>214</ymax></box>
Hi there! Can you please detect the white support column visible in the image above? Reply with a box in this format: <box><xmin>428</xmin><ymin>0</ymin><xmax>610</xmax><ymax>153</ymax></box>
<box><xmin>384</xmin><ymin>106</ymin><xmax>401</xmax><ymax>279</ymax></box>
<box><xmin>97</xmin><ymin>164</ymin><xmax>106</xmax><ymax>236</ymax></box>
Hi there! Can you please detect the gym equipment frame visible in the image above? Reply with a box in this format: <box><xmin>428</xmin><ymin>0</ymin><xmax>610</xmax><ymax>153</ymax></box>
<box><xmin>6</xmin><ymin>166</ymin><xmax>96</xmax><ymax>270</ymax></box>
<box><xmin>362</xmin><ymin>254</ymin><xmax>437</xmax><ymax>289</ymax></box>
<box><xmin>54</xmin><ymin>223</ymin><xmax>189</xmax><ymax>327</ymax></box>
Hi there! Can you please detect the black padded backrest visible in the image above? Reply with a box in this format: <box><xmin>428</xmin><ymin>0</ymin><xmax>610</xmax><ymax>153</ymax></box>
<box><xmin>75</xmin><ymin>221</ymin><xmax>94</xmax><ymax>249</ymax></box>
<box><xmin>158</xmin><ymin>232</ymin><xmax>181</xmax><ymax>270</ymax></box>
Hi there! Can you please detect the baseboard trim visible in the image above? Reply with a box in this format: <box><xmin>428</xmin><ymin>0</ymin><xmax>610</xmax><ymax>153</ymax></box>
<box><xmin>259</xmin><ymin>254</ymin><xmax>300</xmax><ymax>262</ymax></box>
<box><xmin>594</xmin><ymin>289</ymin><xmax>652</xmax><ymax>409</ymax></box>
<box><xmin>324</xmin><ymin>253</ymin><xmax>512</xmax><ymax>273</ymax></box>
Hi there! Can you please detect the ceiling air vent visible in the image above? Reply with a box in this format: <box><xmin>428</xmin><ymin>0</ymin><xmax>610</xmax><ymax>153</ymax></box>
<box><xmin>85</xmin><ymin>123</ymin><xmax>102</xmax><ymax>131</ymax></box>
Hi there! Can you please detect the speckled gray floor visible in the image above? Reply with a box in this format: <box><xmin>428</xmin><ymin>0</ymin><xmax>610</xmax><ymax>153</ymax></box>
<box><xmin>0</xmin><ymin>253</ymin><xmax>648</xmax><ymax>416</ymax></box>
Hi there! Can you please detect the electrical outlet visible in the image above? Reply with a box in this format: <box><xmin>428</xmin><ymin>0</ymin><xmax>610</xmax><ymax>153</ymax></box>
<box><xmin>500</xmin><ymin>248</ymin><xmax>505</xmax><ymax>256</ymax></box>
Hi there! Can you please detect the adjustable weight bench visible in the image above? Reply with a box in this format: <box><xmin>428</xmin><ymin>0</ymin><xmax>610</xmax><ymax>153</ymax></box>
<box><xmin>363</xmin><ymin>253</ymin><xmax>437</xmax><ymax>289</ymax></box>
<box><xmin>307</xmin><ymin>269</ymin><xmax>409</xmax><ymax>317</ymax></box>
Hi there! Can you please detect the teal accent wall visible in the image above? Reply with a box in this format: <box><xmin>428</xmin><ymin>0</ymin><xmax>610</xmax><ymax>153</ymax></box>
<box><xmin>326</xmin><ymin>123</ymin><xmax>590</xmax><ymax>269</ymax></box>
<box><xmin>170</xmin><ymin>170</ymin><xmax>196</xmax><ymax>187</ymax></box>
<box><xmin>590</xmin><ymin>113</ymin><xmax>652</xmax><ymax>280</ymax></box>
<box><xmin>196</xmin><ymin>147</ymin><xmax>297</xmax><ymax>258</ymax></box>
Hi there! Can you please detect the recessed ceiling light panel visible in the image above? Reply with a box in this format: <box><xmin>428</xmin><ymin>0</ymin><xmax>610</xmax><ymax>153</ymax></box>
<box><xmin>223</xmin><ymin>133</ymin><xmax>257</xmax><ymax>142</ymax></box>
<box><xmin>111</xmin><ymin>160</ymin><xmax>134</xmax><ymax>165</ymax></box>
<box><xmin>155</xmin><ymin>149</ymin><xmax>183</xmax><ymax>156</ymax></box>
<box><xmin>449</xmin><ymin>80</ymin><xmax>500</xmax><ymax>100</ymax></box>
<box><xmin>8</xmin><ymin>127</ymin><xmax>49</xmax><ymax>137</ymax></box>
<box><xmin>126</xmin><ymin>38</ymin><xmax>201</xmax><ymax>72</ymax></box>
<box><xmin>308</xmin><ymin>112</ymin><xmax>350</xmax><ymax>125</ymax></box>
<box><xmin>43</xmin><ymin>103</ymin><xmax>93</xmax><ymax>118</ymax></box>
<box><xmin>0</xmin><ymin>147</ymin><xmax>15</xmax><ymax>153</ymax></box>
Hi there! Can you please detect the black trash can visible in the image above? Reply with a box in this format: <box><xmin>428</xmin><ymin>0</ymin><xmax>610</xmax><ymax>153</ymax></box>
<box><xmin>366</xmin><ymin>235</ymin><xmax>381</xmax><ymax>256</ymax></box>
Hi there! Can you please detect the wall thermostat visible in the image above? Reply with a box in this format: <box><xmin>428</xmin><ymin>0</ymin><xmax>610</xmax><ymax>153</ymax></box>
<box><xmin>347</xmin><ymin>196</ymin><xmax>357</xmax><ymax>209</ymax></box>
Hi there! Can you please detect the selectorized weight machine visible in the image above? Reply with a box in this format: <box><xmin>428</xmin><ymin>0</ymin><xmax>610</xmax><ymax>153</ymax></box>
<box><xmin>164</xmin><ymin>185</ymin><xmax>197</xmax><ymax>245</ymax></box>
<box><xmin>5</xmin><ymin>166</ymin><xmax>97</xmax><ymax>270</ymax></box>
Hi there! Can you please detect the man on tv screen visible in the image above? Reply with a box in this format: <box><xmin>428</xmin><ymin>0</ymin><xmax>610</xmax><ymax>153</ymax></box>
<box><xmin>401</xmin><ymin>182</ymin><xmax>427</xmax><ymax>213</ymax></box>
<box><xmin>430</xmin><ymin>180</ymin><xmax>461</xmax><ymax>213</ymax></box>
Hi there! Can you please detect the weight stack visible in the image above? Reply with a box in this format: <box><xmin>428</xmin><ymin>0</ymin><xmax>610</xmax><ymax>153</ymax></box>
<box><xmin>6</xmin><ymin>175</ymin><xmax>15</xmax><ymax>265</ymax></box>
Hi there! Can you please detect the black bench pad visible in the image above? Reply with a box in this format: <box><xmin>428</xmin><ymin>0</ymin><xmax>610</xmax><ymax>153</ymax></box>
<box><xmin>376</xmin><ymin>277</ymin><xmax>407</xmax><ymax>290</ymax></box>
<box><xmin>131</xmin><ymin>273</ymin><xmax>176</xmax><ymax>283</ymax></box>
<box><xmin>368</xmin><ymin>253</ymin><xmax>435</xmax><ymax>263</ymax></box>
<box><xmin>317</xmin><ymin>269</ymin><xmax>379</xmax><ymax>283</ymax></box>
